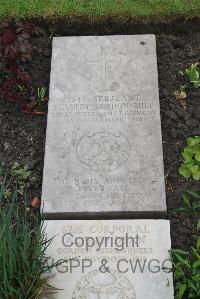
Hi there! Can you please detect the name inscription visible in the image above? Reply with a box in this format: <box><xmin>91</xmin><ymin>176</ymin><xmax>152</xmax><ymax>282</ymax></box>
<box><xmin>50</xmin><ymin>94</ymin><xmax>156</xmax><ymax>123</ymax></box>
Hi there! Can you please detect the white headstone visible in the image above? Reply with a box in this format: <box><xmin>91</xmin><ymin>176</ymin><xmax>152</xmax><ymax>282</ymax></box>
<box><xmin>43</xmin><ymin>219</ymin><xmax>174</xmax><ymax>299</ymax></box>
<box><xmin>42</xmin><ymin>35</ymin><xmax>166</xmax><ymax>218</ymax></box>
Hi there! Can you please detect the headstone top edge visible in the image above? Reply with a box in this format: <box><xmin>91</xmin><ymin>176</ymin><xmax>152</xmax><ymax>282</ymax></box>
<box><xmin>52</xmin><ymin>34</ymin><xmax>156</xmax><ymax>43</ymax></box>
<box><xmin>43</xmin><ymin>219</ymin><xmax>170</xmax><ymax>224</ymax></box>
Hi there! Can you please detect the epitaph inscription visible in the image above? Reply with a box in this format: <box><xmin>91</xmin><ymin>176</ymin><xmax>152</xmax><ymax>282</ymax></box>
<box><xmin>43</xmin><ymin>220</ymin><xmax>174</xmax><ymax>299</ymax></box>
<box><xmin>42</xmin><ymin>35</ymin><xmax>166</xmax><ymax>217</ymax></box>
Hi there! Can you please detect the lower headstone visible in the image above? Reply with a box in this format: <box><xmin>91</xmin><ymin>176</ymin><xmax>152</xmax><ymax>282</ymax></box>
<box><xmin>44</xmin><ymin>219</ymin><xmax>174</xmax><ymax>299</ymax></box>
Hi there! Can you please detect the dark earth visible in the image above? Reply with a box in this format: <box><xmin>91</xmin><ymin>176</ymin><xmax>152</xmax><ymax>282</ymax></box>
<box><xmin>0</xmin><ymin>18</ymin><xmax>200</xmax><ymax>250</ymax></box>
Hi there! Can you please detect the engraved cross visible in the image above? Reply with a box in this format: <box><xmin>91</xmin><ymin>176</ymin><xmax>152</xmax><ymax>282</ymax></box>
<box><xmin>88</xmin><ymin>46</ymin><xmax>121</xmax><ymax>91</ymax></box>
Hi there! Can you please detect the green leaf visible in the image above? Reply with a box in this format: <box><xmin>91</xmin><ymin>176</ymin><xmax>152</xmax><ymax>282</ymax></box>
<box><xmin>193</xmin><ymin>80</ymin><xmax>200</xmax><ymax>88</ymax></box>
<box><xmin>182</xmin><ymin>149</ymin><xmax>194</xmax><ymax>162</ymax></box>
<box><xmin>191</xmin><ymin>247</ymin><xmax>200</xmax><ymax>259</ymax></box>
<box><xmin>195</xmin><ymin>152</ymin><xmax>200</xmax><ymax>162</ymax></box>
<box><xmin>177</xmin><ymin>283</ymin><xmax>186</xmax><ymax>299</ymax></box>
<box><xmin>173</xmin><ymin>253</ymin><xmax>190</xmax><ymax>268</ymax></box>
<box><xmin>186</xmin><ymin>189</ymin><xmax>200</xmax><ymax>198</ymax></box>
<box><xmin>190</xmin><ymin>165</ymin><xmax>199</xmax><ymax>175</ymax></box>
<box><xmin>185</xmin><ymin>63</ymin><xmax>200</xmax><ymax>84</ymax></box>
<box><xmin>171</xmin><ymin>249</ymin><xmax>189</xmax><ymax>256</ymax></box>
<box><xmin>192</xmin><ymin>169</ymin><xmax>200</xmax><ymax>180</ymax></box>
<box><xmin>187</xmin><ymin>136</ymin><xmax>200</xmax><ymax>146</ymax></box>
<box><xmin>182</xmin><ymin>193</ymin><xmax>191</xmax><ymax>208</ymax></box>
<box><xmin>197</xmin><ymin>236</ymin><xmax>200</xmax><ymax>250</ymax></box>
<box><xmin>197</xmin><ymin>220</ymin><xmax>200</xmax><ymax>231</ymax></box>
<box><xmin>175</xmin><ymin>207</ymin><xmax>188</xmax><ymax>213</ymax></box>
<box><xmin>179</xmin><ymin>164</ymin><xmax>191</xmax><ymax>179</ymax></box>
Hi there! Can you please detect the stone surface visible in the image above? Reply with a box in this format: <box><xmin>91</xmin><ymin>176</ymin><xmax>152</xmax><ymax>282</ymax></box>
<box><xmin>43</xmin><ymin>220</ymin><xmax>174</xmax><ymax>299</ymax></box>
<box><xmin>42</xmin><ymin>35</ymin><xmax>166</xmax><ymax>218</ymax></box>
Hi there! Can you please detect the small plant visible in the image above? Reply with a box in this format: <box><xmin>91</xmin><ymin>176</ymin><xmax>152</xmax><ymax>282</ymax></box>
<box><xmin>179</xmin><ymin>136</ymin><xmax>200</xmax><ymax>180</ymax></box>
<box><xmin>174</xmin><ymin>85</ymin><xmax>187</xmax><ymax>109</ymax></box>
<box><xmin>5</xmin><ymin>162</ymin><xmax>31</xmax><ymax>198</ymax></box>
<box><xmin>0</xmin><ymin>172</ymin><xmax>63</xmax><ymax>298</ymax></box>
<box><xmin>185</xmin><ymin>63</ymin><xmax>200</xmax><ymax>88</ymax></box>
<box><xmin>170</xmin><ymin>221</ymin><xmax>200</xmax><ymax>299</ymax></box>
<box><xmin>26</xmin><ymin>87</ymin><xmax>48</xmax><ymax>112</ymax></box>
<box><xmin>174</xmin><ymin>85</ymin><xmax>186</xmax><ymax>99</ymax></box>
<box><xmin>177</xmin><ymin>190</ymin><xmax>200</xmax><ymax>214</ymax></box>
<box><xmin>37</xmin><ymin>87</ymin><xmax>47</xmax><ymax>102</ymax></box>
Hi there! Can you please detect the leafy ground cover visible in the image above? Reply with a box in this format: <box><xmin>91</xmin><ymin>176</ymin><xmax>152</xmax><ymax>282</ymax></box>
<box><xmin>0</xmin><ymin>0</ymin><xmax>200</xmax><ymax>20</ymax></box>
<box><xmin>179</xmin><ymin>136</ymin><xmax>200</xmax><ymax>180</ymax></box>
<box><xmin>0</xmin><ymin>21</ymin><xmax>46</xmax><ymax>113</ymax></box>
<box><xmin>170</xmin><ymin>190</ymin><xmax>200</xmax><ymax>299</ymax></box>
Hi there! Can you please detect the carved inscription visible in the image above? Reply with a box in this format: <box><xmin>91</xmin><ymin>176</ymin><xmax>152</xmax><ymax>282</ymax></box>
<box><xmin>50</xmin><ymin>94</ymin><xmax>156</xmax><ymax>123</ymax></box>
<box><xmin>63</xmin><ymin>176</ymin><xmax>157</xmax><ymax>209</ymax></box>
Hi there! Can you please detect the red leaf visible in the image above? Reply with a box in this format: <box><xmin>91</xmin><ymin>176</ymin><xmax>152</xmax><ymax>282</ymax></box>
<box><xmin>5</xmin><ymin>44</ymin><xmax>17</xmax><ymax>60</ymax></box>
<box><xmin>2</xmin><ymin>30</ymin><xmax>16</xmax><ymax>45</ymax></box>
<box><xmin>33</xmin><ymin>26</ymin><xmax>45</xmax><ymax>36</ymax></box>
<box><xmin>31</xmin><ymin>197</ymin><xmax>40</xmax><ymax>208</ymax></box>
<box><xmin>0</xmin><ymin>22</ymin><xmax>9</xmax><ymax>29</ymax></box>
<box><xmin>23</xmin><ymin>111</ymin><xmax>45</xmax><ymax>115</ymax></box>
<box><xmin>20</xmin><ymin>32</ymin><xmax>30</xmax><ymax>39</ymax></box>
<box><xmin>8</xmin><ymin>63</ymin><xmax>18</xmax><ymax>74</ymax></box>
<box><xmin>18</xmin><ymin>71</ymin><xmax>31</xmax><ymax>82</ymax></box>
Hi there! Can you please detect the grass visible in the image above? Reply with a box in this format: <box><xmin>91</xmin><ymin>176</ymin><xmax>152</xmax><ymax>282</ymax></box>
<box><xmin>170</xmin><ymin>227</ymin><xmax>200</xmax><ymax>299</ymax></box>
<box><xmin>0</xmin><ymin>0</ymin><xmax>200</xmax><ymax>20</ymax></box>
<box><xmin>0</xmin><ymin>173</ymin><xmax>62</xmax><ymax>299</ymax></box>
<box><xmin>171</xmin><ymin>187</ymin><xmax>200</xmax><ymax>299</ymax></box>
